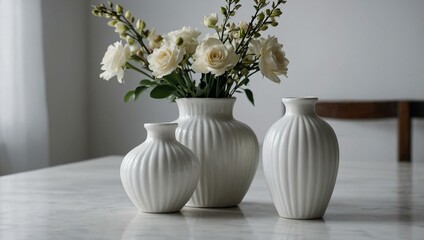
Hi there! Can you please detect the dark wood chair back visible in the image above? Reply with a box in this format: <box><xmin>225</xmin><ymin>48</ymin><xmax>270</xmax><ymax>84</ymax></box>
<box><xmin>315</xmin><ymin>100</ymin><xmax>424</xmax><ymax>162</ymax></box>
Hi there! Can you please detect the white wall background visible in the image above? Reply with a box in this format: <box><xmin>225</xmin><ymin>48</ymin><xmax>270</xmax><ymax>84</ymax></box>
<box><xmin>42</xmin><ymin>0</ymin><xmax>88</xmax><ymax>166</ymax></box>
<box><xmin>87</xmin><ymin>0</ymin><xmax>424</xmax><ymax>162</ymax></box>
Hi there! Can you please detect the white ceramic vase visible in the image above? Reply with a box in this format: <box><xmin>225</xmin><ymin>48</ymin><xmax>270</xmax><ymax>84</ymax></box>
<box><xmin>262</xmin><ymin>97</ymin><xmax>339</xmax><ymax>219</ymax></box>
<box><xmin>120</xmin><ymin>123</ymin><xmax>200</xmax><ymax>213</ymax></box>
<box><xmin>175</xmin><ymin>98</ymin><xmax>259</xmax><ymax>207</ymax></box>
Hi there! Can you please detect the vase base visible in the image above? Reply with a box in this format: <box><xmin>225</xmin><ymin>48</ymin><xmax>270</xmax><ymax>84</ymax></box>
<box><xmin>185</xmin><ymin>204</ymin><xmax>239</xmax><ymax>209</ymax></box>
<box><xmin>279</xmin><ymin>215</ymin><xmax>324</xmax><ymax>220</ymax></box>
<box><xmin>138</xmin><ymin>209</ymin><xmax>181</xmax><ymax>214</ymax></box>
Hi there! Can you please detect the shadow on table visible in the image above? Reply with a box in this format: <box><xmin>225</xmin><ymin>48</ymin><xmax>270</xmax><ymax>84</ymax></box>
<box><xmin>238</xmin><ymin>201</ymin><xmax>280</xmax><ymax>218</ymax></box>
<box><xmin>181</xmin><ymin>205</ymin><xmax>246</xmax><ymax>219</ymax></box>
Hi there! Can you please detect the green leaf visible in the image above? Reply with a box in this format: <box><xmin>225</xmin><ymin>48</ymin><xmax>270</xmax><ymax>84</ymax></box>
<box><xmin>134</xmin><ymin>86</ymin><xmax>148</xmax><ymax>100</ymax></box>
<box><xmin>244</xmin><ymin>89</ymin><xmax>255</xmax><ymax>106</ymax></box>
<box><xmin>150</xmin><ymin>85</ymin><xmax>175</xmax><ymax>99</ymax></box>
<box><xmin>139</xmin><ymin>79</ymin><xmax>156</xmax><ymax>87</ymax></box>
<box><xmin>162</xmin><ymin>72</ymin><xmax>180</xmax><ymax>86</ymax></box>
<box><xmin>124</xmin><ymin>90</ymin><xmax>135</xmax><ymax>102</ymax></box>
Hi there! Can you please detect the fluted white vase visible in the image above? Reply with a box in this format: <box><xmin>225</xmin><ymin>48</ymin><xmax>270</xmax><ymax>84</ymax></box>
<box><xmin>175</xmin><ymin>98</ymin><xmax>259</xmax><ymax>207</ymax></box>
<box><xmin>120</xmin><ymin>123</ymin><xmax>200</xmax><ymax>213</ymax></box>
<box><xmin>263</xmin><ymin>97</ymin><xmax>339</xmax><ymax>219</ymax></box>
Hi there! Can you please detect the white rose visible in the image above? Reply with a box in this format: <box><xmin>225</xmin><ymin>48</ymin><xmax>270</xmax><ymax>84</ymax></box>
<box><xmin>99</xmin><ymin>41</ymin><xmax>131</xmax><ymax>83</ymax></box>
<box><xmin>250</xmin><ymin>36</ymin><xmax>289</xmax><ymax>83</ymax></box>
<box><xmin>165</xmin><ymin>26</ymin><xmax>201</xmax><ymax>55</ymax></box>
<box><xmin>203</xmin><ymin>13</ymin><xmax>218</xmax><ymax>27</ymax></box>
<box><xmin>192</xmin><ymin>37</ymin><xmax>239</xmax><ymax>76</ymax></box>
<box><xmin>147</xmin><ymin>42</ymin><xmax>185</xmax><ymax>78</ymax></box>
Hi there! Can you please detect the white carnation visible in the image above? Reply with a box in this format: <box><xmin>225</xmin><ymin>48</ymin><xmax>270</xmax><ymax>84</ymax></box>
<box><xmin>250</xmin><ymin>36</ymin><xmax>289</xmax><ymax>83</ymax></box>
<box><xmin>192</xmin><ymin>37</ymin><xmax>239</xmax><ymax>76</ymax></box>
<box><xmin>99</xmin><ymin>41</ymin><xmax>131</xmax><ymax>83</ymax></box>
<box><xmin>147</xmin><ymin>42</ymin><xmax>185</xmax><ymax>78</ymax></box>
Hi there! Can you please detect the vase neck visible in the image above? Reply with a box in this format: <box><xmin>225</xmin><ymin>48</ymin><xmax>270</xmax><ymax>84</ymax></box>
<box><xmin>145</xmin><ymin>123</ymin><xmax>177</xmax><ymax>140</ymax></box>
<box><xmin>176</xmin><ymin>98</ymin><xmax>235</xmax><ymax>119</ymax></box>
<box><xmin>282</xmin><ymin>97</ymin><xmax>318</xmax><ymax>116</ymax></box>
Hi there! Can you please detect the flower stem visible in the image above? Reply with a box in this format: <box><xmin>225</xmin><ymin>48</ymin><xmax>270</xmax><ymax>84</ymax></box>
<box><xmin>125</xmin><ymin>62</ymin><xmax>152</xmax><ymax>78</ymax></box>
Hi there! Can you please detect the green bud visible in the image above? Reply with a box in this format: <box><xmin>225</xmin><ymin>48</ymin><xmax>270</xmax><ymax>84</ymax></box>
<box><xmin>119</xmin><ymin>33</ymin><xmax>127</xmax><ymax>39</ymax></box>
<box><xmin>107</xmin><ymin>20</ymin><xmax>117</xmax><ymax>26</ymax></box>
<box><xmin>91</xmin><ymin>9</ymin><xmax>99</xmax><ymax>16</ymax></box>
<box><xmin>130</xmin><ymin>16</ymin><xmax>135</xmax><ymax>23</ymax></box>
<box><xmin>104</xmin><ymin>13</ymin><xmax>112</xmax><ymax>18</ymax></box>
<box><xmin>220</xmin><ymin>7</ymin><xmax>227</xmax><ymax>15</ymax></box>
<box><xmin>260</xmin><ymin>0</ymin><xmax>266</xmax><ymax>4</ymax></box>
<box><xmin>136</xmin><ymin>49</ymin><xmax>145</xmax><ymax>59</ymax></box>
<box><xmin>260</xmin><ymin>25</ymin><xmax>268</xmax><ymax>31</ymax></box>
<box><xmin>241</xmin><ymin>68</ymin><xmax>249</xmax><ymax>76</ymax></box>
<box><xmin>136</xmin><ymin>19</ymin><xmax>145</xmax><ymax>32</ymax></box>
<box><xmin>126</xmin><ymin>36</ymin><xmax>135</xmax><ymax>45</ymax></box>
<box><xmin>116</xmin><ymin>4</ymin><xmax>123</xmax><ymax>14</ymax></box>
<box><xmin>271</xmin><ymin>21</ymin><xmax>278</xmax><ymax>27</ymax></box>
<box><xmin>239</xmin><ymin>29</ymin><xmax>246</xmax><ymax>38</ymax></box>
<box><xmin>254</xmin><ymin>32</ymin><xmax>261</xmax><ymax>38</ymax></box>
<box><xmin>115</xmin><ymin>22</ymin><xmax>128</xmax><ymax>34</ymax></box>
<box><xmin>155</xmin><ymin>35</ymin><xmax>163</xmax><ymax>42</ymax></box>
<box><xmin>125</xmin><ymin>10</ymin><xmax>132</xmax><ymax>19</ymax></box>
<box><xmin>271</xmin><ymin>9</ymin><xmax>282</xmax><ymax>17</ymax></box>
<box><xmin>258</xmin><ymin>12</ymin><xmax>265</xmax><ymax>21</ymax></box>
<box><xmin>266</xmin><ymin>9</ymin><xmax>271</xmax><ymax>15</ymax></box>
<box><xmin>176</xmin><ymin>37</ymin><xmax>184</xmax><ymax>46</ymax></box>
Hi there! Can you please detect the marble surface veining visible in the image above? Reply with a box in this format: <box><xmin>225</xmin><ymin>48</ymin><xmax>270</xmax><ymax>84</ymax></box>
<box><xmin>0</xmin><ymin>156</ymin><xmax>423</xmax><ymax>240</ymax></box>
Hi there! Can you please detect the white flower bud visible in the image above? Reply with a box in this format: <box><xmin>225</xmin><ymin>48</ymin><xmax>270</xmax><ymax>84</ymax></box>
<box><xmin>239</xmin><ymin>21</ymin><xmax>248</xmax><ymax>32</ymax></box>
<box><xmin>126</xmin><ymin>36</ymin><xmax>135</xmax><ymax>45</ymax></box>
<box><xmin>124</xmin><ymin>10</ymin><xmax>132</xmax><ymax>19</ymax></box>
<box><xmin>116</xmin><ymin>4</ymin><xmax>123</xmax><ymax>14</ymax></box>
<box><xmin>203</xmin><ymin>13</ymin><xmax>218</xmax><ymax>28</ymax></box>
<box><xmin>107</xmin><ymin>20</ymin><xmax>117</xmax><ymax>27</ymax></box>
<box><xmin>136</xmin><ymin>19</ymin><xmax>145</xmax><ymax>32</ymax></box>
<box><xmin>114</xmin><ymin>22</ymin><xmax>127</xmax><ymax>34</ymax></box>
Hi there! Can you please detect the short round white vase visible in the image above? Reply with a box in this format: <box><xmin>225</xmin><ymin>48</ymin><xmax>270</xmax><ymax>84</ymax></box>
<box><xmin>120</xmin><ymin>123</ymin><xmax>200</xmax><ymax>213</ymax></box>
<box><xmin>175</xmin><ymin>98</ymin><xmax>259</xmax><ymax>207</ymax></box>
<box><xmin>262</xmin><ymin>97</ymin><xmax>339</xmax><ymax>219</ymax></box>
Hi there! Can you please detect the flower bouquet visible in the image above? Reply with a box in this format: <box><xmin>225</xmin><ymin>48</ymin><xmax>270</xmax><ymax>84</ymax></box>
<box><xmin>92</xmin><ymin>0</ymin><xmax>289</xmax><ymax>105</ymax></box>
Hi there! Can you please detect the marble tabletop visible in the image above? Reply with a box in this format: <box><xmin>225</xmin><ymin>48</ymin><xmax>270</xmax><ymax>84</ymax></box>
<box><xmin>0</xmin><ymin>156</ymin><xmax>423</xmax><ymax>240</ymax></box>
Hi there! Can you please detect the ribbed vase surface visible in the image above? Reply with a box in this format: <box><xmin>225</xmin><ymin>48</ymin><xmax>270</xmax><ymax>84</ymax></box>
<box><xmin>175</xmin><ymin>98</ymin><xmax>259</xmax><ymax>207</ymax></box>
<box><xmin>263</xmin><ymin>97</ymin><xmax>339</xmax><ymax>219</ymax></box>
<box><xmin>121</xmin><ymin>123</ymin><xmax>200</xmax><ymax>213</ymax></box>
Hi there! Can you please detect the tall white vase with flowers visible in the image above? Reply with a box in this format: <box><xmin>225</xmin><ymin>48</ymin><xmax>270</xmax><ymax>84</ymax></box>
<box><xmin>92</xmin><ymin>0</ymin><xmax>290</xmax><ymax>207</ymax></box>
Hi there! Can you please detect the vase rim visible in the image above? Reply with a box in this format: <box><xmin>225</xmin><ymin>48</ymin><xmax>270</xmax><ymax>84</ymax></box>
<box><xmin>144</xmin><ymin>122</ymin><xmax>177</xmax><ymax>128</ymax></box>
<box><xmin>282</xmin><ymin>96</ymin><xmax>318</xmax><ymax>102</ymax></box>
<box><xmin>176</xmin><ymin>97</ymin><xmax>236</xmax><ymax>102</ymax></box>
